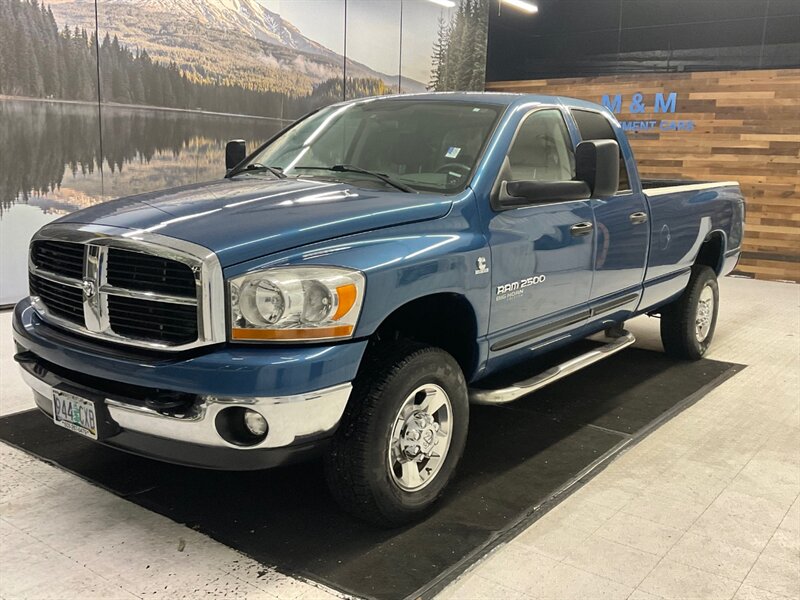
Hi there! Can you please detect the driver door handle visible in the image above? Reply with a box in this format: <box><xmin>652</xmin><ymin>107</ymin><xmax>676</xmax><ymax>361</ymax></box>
<box><xmin>629</xmin><ymin>211</ymin><xmax>648</xmax><ymax>225</ymax></box>
<box><xmin>570</xmin><ymin>221</ymin><xmax>594</xmax><ymax>237</ymax></box>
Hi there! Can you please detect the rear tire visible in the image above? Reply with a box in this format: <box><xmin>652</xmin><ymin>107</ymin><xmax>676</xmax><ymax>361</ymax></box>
<box><xmin>660</xmin><ymin>265</ymin><xmax>719</xmax><ymax>360</ymax></box>
<box><xmin>324</xmin><ymin>341</ymin><xmax>469</xmax><ymax>527</ymax></box>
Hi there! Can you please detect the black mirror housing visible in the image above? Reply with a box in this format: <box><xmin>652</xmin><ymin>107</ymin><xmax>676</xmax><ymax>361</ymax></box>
<box><xmin>225</xmin><ymin>139</ymin><xmax>247</xmax><ymax>171</ymax></box>
<box><xmin>576</xmin><ymin>140</ymin><xmax>619</xmax><ymax>197</ymax></box>
<box><xmin>497</xmin><ymin>179</ymin><xmax>591</xmax><ymax>209</ymax></box>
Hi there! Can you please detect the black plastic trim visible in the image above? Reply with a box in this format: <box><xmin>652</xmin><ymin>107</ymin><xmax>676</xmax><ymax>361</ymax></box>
<box><xmin>589</xmin><ymin>292</ymin><xmax>639</xmax><ymax>316</ymax></box>
<box><xmin>491</xmin><ymin>310</ymin><xmax>591</xmax><ymax>351</ymax></box>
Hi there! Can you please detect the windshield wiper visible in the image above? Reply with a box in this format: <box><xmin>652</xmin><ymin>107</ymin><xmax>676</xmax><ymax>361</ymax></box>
<box><xmin>228</xmin><ymin>163</ymin><xmax>286</xmax><ymax>179</ymax></box>
<box><xmin>295</xmin><ymin>164</ymin><xmax>415</xmax><ymax>193</ymax></box>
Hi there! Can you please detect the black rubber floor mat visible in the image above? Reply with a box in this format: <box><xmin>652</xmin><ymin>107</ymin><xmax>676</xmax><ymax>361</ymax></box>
<box><xmin>0</xmin><ymin>349</ymin><xmax>742</xmax><ymax>600</ymax></box>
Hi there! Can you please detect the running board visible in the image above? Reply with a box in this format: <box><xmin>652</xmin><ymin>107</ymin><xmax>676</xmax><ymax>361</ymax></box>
<box><xmin>469</xmin><ymin>331</ymin><xmax>636</xmax><ymax>405</ymax></box>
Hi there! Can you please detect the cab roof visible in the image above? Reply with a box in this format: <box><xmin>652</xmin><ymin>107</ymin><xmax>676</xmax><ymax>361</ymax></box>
<box><xmin>346</xmin><ymin>91</ymin><xmax>611</xmax><ymax>116</ymax></box>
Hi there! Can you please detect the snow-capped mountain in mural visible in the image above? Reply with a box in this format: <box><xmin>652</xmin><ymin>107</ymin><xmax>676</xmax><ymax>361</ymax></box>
<box><xmin>48</xmin><ymin>0</ymin><xmax>425</xmax><ymax>94</ymax></box>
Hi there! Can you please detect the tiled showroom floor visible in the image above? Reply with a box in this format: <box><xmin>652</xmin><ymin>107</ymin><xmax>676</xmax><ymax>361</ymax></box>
<box><xmin>1</xmin><ymin>276</ymin><xmax>798</xmax><ymax>600</ymax></box>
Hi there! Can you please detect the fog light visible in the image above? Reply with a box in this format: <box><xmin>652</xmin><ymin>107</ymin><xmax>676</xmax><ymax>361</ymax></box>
<box><xmin>244</xmin><ymin>409</ymin><xmax>268</xmax><ymax>436</ymax></box>
<box><xmin>215</xmin><ymin>406</ymin><xmax>269</xmax><ymax>446</ymax></box>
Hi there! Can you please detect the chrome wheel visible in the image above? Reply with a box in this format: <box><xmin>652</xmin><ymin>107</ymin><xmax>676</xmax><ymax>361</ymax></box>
<box><xmin>388</xmin><ymin>384</ymin><xmax>452</xmax><ymax>492</ymax></box>
<box><xmin>695</xmin><ymin>284</ymin><xmax>715</xmax><ymax>342</ymax></box>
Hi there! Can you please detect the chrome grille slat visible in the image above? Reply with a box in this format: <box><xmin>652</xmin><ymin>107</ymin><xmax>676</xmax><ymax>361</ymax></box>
<box><xmin>108</xmin><ymin>296</ymin><xmax>197</xmax><ymax>345</ymax></box>
<box><xmin>107</xmin><ymin>248</ymin><xmax>197</xmax><ymax>298</ymax></box>
<box><xmin>29</xmin><ymin>266</ymin><xmax>83</xmax><ymax>288</ymax></box>
<box><xmin>30</xmin><ymin>240</ymin><xmax>85</xmax><ymax>279</ymax></box>
<box><xmin>108</xmin><ymin>304</ymin><xmax>199</xmax><ymax>324</ymax></box>
<box><xmin>109</xmin><ymin>313</ymin><xmax>196</xmax><ymax>328</ymax></box>
<box><xmin>98</xmin><ymin>284</ymin><xmax>197</xmax><ymax>306</ymax></box>
<box><xmin>29</xmin><ymin>273</ymin><xmax>84</xmax><ymax>324</ymax></box>
<box><xmin>28</xmin><ymin>224</ymin><xmax>225</xmax><ymax>351</ymax></box>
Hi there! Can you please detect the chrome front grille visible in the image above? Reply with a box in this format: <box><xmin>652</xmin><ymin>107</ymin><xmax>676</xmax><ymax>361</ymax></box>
<box><xmin>28</xmin><ymin>224</ymin><xmax>225</xmax><ymax>351</ymax></box>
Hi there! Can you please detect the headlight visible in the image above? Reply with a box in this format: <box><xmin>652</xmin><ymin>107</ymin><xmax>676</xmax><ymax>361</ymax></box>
<box><xmin>229</xmin><ymin>266</ymin><xmax>365</xmax><ymax>342</ymax></box>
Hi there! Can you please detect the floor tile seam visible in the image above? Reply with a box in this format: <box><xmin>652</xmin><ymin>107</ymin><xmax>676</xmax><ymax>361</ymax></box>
<box><xmin>223</xmin><ymin>567</ymin><xmax>300</xmax><ymax>600</ymax></box>
<box><xmin>468</xmin><ymin>544</ymin><xmax>552</xmax><ymax>595</ymax></box>
<box><xmin>613</xmin><ymin>532</ymin><xmax>678</xmax><ymax>595</ymax></box>
<box><xmin>0</xmin><ymin>443</ymin><xmax>83</xmax><ymax>492</ymax></box>
<box><xmin>10</xmin><ymin>520</ymin><xmax>147</xmax><ymax>599</ymax></box>
<box><xmin>197</xmin><ymin>572</ymin><xmax>275</xmax><ymax>598</ymax></box>
<box><xmin>731</xmin><ymin>499</ymin><xmax>798</xmax><ymax>599</ymax></box>
<box><xmin>732</xmin><ymin>579</ymin><xmax>796</xmax><ymax>600</ymax></box>
<box><xmin>222</xmin><ymin>559</ymin><xmax>345</xmax><ymax>600</ymax></box>
<box><xmin>643</xmin><ymin>399</ymin><xmax>785</xmax><ymax>540</ymax></box>
<box><xmin>635</xmin><ymin>552</ymin><xmax>745</xmax><ymax>600</ymax></box>
<box><xmin>596</xmin><ymin>412</ymin><xmax>764</xmax><ymax>589</ymax></box>
<box><xmin>527</xmin><ymin>546</ymin><xmax>639</xmax><ymax>598</ymax></box>
<box><xmin>688</xmin><ymin>437</ymin><xmax>793</xmax><ymax>598</ymax></box>
<box><xmin>562</xmin><ymin>534</ymin><xmax>664</xmax><ymax>591</ymax></box>
<box><xmin>0</xmin><ymin>515</ymin><xmax>26</xmax><ymax>534</ymax></box>
<box><xmin>474</xmin><ymin>574</ymin><xmax>536</xmax><ymax>600</ymax></box>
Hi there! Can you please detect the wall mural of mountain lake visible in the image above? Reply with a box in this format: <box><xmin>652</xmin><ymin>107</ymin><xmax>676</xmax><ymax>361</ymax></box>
<box><xmin>0</xmin><ymin>99</ymin><xmax>282</xmax><ymax>304</ymax></box>
<box><xmin>0</xmin><ymin>0</ymin><xmax>488</xmax><ymax>305</ymax></box>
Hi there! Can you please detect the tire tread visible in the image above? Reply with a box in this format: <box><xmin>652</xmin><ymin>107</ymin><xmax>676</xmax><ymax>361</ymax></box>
<box><xmin>660</xmin><ymin>265</ymin><xmax>718</xmax><ymax>360</ymax></box>
<box><xmin>324</xmin><ymin>341</ymin><xmax>452</xmax><ymax>526</ymax></box>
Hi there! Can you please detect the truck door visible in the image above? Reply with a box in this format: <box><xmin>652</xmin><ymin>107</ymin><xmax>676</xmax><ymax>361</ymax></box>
<box><xmin>485</xmin><ymin>108</ymin><xmax>595</xmax><ymax>353</ymax></box>
<box><xmin>571</xmin><ymin>109</ymin><xmax>649</xmax><ymax>316</ymax></box>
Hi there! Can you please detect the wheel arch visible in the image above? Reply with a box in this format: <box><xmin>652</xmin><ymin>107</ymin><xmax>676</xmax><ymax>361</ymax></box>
<box><xmin>368</xmin><ymin>292</ymin><xmax>480</xmax><ymax>379</ymax></box>
<box><xmin>694</xmin><ymin>230</ymin><xmax>726</xmax><ymax>275</ymax></box>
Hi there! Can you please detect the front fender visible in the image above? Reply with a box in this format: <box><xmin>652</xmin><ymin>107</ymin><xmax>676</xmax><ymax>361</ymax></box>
<box><xmin>225</xmin><ymin>208</ymin><xmax>492</xmax><ymax>344</ymax></box>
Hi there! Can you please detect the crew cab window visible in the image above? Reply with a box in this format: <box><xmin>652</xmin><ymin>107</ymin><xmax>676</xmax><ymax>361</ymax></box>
<box><xmin>571</xmin><ymin>109</ymin><xmax>631</xmax><ymax>192</ymax></box>
<box><xmin>507</xmin><ymin>110</ymin><xmax>575</xmax><ymax>182</ymax></box>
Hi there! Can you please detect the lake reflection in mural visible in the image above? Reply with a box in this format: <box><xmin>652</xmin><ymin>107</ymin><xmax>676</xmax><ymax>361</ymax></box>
<box><xmin>0</xmin><ymin>99</ymin><xmax>280</xmax><ymax>305</ymax></box>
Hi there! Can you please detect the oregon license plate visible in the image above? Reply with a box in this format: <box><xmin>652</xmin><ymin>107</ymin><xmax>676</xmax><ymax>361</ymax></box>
<box><xmin>52</xmin><ymin>389</ymin><xmax>98</xmax><ymax>440</ymax></box>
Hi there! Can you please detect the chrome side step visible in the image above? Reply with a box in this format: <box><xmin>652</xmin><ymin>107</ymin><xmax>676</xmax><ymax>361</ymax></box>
<box><xmin>469</xmin><ymin>331</ymin><xmax>636</xmax><ymax>405</ymax></box>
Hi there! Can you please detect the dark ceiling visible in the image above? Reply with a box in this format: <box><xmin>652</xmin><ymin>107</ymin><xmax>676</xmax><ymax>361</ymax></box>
<box><xmin>486</xmin><ymin>0</ymin><xmax>800</xmax><ymax>81</ymax></box>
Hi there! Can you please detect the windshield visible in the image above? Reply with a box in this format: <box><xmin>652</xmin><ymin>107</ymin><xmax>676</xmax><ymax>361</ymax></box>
<box><xmin>239</xmin><ymin>99</ymin><xmax>504</xmax><ymax>193</ymax></box>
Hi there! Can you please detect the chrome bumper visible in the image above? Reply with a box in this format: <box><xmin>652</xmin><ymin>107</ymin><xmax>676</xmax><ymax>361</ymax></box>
<box><xmin>19</xmin><ymin>365</ymin><xmax>351</xmax><ymax>450</ymax></box>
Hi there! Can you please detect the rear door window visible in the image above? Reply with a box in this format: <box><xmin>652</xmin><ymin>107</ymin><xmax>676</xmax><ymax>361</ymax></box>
<box><xmin>571</xmin><ymin>110</ymin><xmax>631</xmax><ymax>192</ymax></box>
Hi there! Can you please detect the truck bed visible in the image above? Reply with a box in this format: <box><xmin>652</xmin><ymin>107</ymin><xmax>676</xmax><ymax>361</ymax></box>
<box><xmin>642</xmin><ymin>179</ymin><xmax>741</xmax><ymax>198</ymax></box>
<box><xmin>641</xmin><ymin>178</ymin><xmax>713</xmax><ymax>190</ymax></box>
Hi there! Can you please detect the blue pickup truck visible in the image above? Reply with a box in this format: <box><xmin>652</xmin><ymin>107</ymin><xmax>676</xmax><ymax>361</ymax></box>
<box><xmin>13</xmin><ymin>93</ymin><xmax>745</xmax><ymax>526</ymax></box>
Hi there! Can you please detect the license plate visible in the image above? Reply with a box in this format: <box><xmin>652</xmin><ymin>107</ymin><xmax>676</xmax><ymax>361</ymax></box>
<box><xmin>52</xmin><ymin>389</ymin><xmax>98</xmax><ymax>440</ymax></box>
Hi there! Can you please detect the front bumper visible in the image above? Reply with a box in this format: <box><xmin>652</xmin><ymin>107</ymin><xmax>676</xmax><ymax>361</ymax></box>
<box><xmin>13</xmin><ymin>299</ymin><xmax>364</xmax><ymax>470</ymax></box>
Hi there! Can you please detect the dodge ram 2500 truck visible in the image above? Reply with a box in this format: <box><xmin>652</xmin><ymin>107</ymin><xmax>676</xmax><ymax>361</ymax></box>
<box><xmin>14</xmin><ymin>93</ymin><xmax>745</xmax><ymax>526</ymax></box>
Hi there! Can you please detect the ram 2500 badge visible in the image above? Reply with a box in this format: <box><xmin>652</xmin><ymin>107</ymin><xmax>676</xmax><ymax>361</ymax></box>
<box><xmin>14</xmin><ymin>93</ymin><xmax>745</xmax><ymax>526</ymax></box>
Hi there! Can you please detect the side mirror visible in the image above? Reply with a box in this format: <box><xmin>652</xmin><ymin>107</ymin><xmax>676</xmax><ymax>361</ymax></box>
<box><xmin>576</xmin><ymin>140</ymin><xmax>619</xmax><ymax>197</ymax></box>
<box><xmin>225</xmin><ymin>139</ymin><xmax>247</xmax><ymax>171</ymax></box>
<box><xmin>497</xmin><ymin>180</ymin><xmax>591</xmax><ymax>209</ymax></box>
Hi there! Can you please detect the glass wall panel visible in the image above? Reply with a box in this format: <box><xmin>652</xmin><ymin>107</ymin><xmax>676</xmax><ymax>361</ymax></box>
<box><xmin>0</xmin><ymin>1</ymin><xmax>101</xmax><ymax>304</ymax></box>
<box><xmin>344</xmin><ymin>0</ymin><xmax>401</xmax><ymax>100</ymax></box>
<box><xmin>0</xmin><ymin>0</ymin><xmax>488</xmax><ymax>304</ymax></box>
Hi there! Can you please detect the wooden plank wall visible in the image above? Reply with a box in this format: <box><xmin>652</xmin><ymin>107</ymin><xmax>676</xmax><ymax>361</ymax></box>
<box><xmin>486</xmin><ymin>69</ymin><xmax>800</xmax><ymax>282</ymax></box>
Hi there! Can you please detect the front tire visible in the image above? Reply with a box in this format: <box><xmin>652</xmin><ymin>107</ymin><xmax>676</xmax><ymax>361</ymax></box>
<box><xmin>324</xmin><ymin>342</ymin><xmax>469</xmax><ymax>527</ymax></box>
<box><xmin>660</xmin><ymin>265</ymin><xmax>719</xmax><ymax>360</ymax></box>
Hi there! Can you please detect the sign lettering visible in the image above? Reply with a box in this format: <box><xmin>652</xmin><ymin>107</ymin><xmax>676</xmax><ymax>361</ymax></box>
<box><xmin>600</xmin><ymin>91</ymin><xmax>694</xmax><ymax>133</ymax></box>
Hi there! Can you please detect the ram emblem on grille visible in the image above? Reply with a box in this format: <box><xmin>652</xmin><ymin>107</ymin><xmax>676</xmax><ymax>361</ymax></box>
<box><xmin>80</xmin><ymin>278</ymin><xmax>97</xmax><ymax>299</ymax></box>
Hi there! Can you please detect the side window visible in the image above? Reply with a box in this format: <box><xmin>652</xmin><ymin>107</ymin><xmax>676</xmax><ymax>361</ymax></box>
<box><xmin>571</xmin><ymin>110</ymin><xmax>631</xmax><ymax>192</ymax></box>
<box><xmin>507</xmin><ymin>110</ymin><xmax>575</xmax><ymax>182</ymax></box>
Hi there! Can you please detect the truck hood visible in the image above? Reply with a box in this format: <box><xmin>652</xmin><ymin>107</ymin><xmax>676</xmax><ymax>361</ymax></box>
<box><xmin>55</xmin><ymin>177</ymin><xmax>454</xmax><ymax>266</ymax></box>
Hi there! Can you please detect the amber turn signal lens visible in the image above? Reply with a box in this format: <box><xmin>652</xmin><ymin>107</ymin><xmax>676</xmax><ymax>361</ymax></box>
<box><xmin>231</xmin><ymin>325</ymin><xmax>354</xmax><ymax>341</ymax></box>
<box><xmin>333</xmin><ymin>283</ymin><xmax>358</xmax><ymax>321</ymax></box>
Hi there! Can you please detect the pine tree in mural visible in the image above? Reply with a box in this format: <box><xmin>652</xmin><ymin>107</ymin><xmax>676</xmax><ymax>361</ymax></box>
<box><xmin>0</xmin><ymin>0</ymin><xmax>392</xmax><ymax>119</ymax></box>
<box><xmin>430</xmin><ymin>16</ymin><xmax>450</xmax><ymax>91</ymax></box>
<box><xmin>429</xmin><ymin>0</ymin><xmax>488</xmax><ymax>92</ymax></box>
